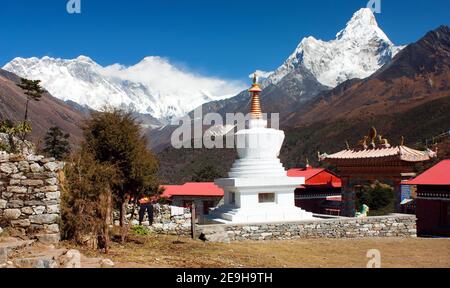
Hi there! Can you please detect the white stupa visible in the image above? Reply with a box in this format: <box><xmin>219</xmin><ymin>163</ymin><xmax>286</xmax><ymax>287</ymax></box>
<box><xmin>209</xmin><ymin>74</ymin><xmax>314</xmax><ymax>224</ymax></box>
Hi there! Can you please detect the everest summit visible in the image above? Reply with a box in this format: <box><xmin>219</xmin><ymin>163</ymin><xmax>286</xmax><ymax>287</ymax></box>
<box><xmin>3</xmin><ymin>55</ymin><xmax>245</xmax><ymax>122</ymax></box>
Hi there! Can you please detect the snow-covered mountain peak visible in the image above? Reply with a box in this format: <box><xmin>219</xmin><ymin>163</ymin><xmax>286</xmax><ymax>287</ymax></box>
<box><xmin>345</xmin><ymin>8</ymin><xmax>378</xmax><ymax>29</ymax></box>
<box><xmin>336</xmin><ymin>8</ymin><xmax>389</xmax><ymax>42</ymax></box>
<box><xmin>263</xmin><ymin>8</ymin><xmax>403</xmax><ymax>88</ymax></box>
<box><xmin>3</xmin><ymin>56</ymin><xmax>245</xmax><ymax>121</ymax></box>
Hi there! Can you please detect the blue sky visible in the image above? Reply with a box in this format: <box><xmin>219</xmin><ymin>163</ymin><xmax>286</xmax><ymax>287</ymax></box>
<box><xmin>1</xmin><ymin>0</ymin><xmax>449</xmax><ymax>81</ymax></box>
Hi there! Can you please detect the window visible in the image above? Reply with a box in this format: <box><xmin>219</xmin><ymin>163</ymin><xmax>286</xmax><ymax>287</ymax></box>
<box><xmin>203</xmin><ymin>201</ymin><xmax>215</xmax><ymax>215</ymax></box>
<box><xmin>259</xmin><ymin>193</ymin><xmax>275</xmax><ymax>203</ymax></box>
<box><xmin>230</xmin><ymin>192</ymin><xmax>236</xmax><ymax>205</ymax></box>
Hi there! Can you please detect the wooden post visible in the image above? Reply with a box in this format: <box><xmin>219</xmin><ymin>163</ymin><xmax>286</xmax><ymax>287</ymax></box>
<box><xmin>393</xmin><ymin>177</ymin><xmax>404</xmax><ymax>213</ymax></box>
<box><xmin>191</xmin><ymin>203</ymin><xmax>196</xmax><ymax>239</ymax></box>
<box><xmin>341</xmin><ymin>176</ymin><xmax>356</xmax><ymax>217</ymax></box>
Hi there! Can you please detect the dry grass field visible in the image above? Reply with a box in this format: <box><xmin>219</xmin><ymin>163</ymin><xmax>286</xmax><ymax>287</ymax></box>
<box><xmin>74</xmin><ymin>234</ymin><xmax>450</xmax><ymax>268</ymax></box>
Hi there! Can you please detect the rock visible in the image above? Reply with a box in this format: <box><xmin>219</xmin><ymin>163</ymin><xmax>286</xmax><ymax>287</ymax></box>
<box><xmin>199</xmin><ymin>226</ymin><xmax>230</xmax><ymax>243</ymax></box>
<box><xmin>0</xmin><ymin>152</ymin><xmax>10</xmax><ymax>163</ymax></box>
<box><xmin>27</xmin><ymin>155</ymin><xmax>44</xmax><ymax>162</ymax></box>
<box><xmin>0</xmin><ymin>227</ymin><xmax>3</xmax><ymax>235</ymax></box>
<box><xmin>9</xmin><ymin>179</ymin><xmax>21</xmax><ymax>185</ymax></box>
<box><xmin>24</xmin><ymin>200</ymin><xmax>45</xmax><ymax>206</ymax></box>
<box><xmin>0</xmin><ymin>247</ymin><xmax>7</xmax><ymax>265</ymax></box>
<box><xmin>21</xmin><ymin>207</ymin><xmax>34</xmax><ymax>215</ymax></box>
<box><xmin>11</xmin><ymin>219</ymin><xmax>31</xmax><ymax>228</ymax></box>
<box><xmin>60</xmin><ymin>249</ymin><xmax>81</xmax><ymax>268</ymax></box>
<box><xmin>46</xmin><ymin>205</ymin><xmax>60</xmax><ymax>214</ymax></box>
<box><xmin>43</xmin><ymin>162</ymin><xmax>59</xmax><ymax>172</ymax></box>
<box><xmin>0</xmin><ymin>199</ymin><xmax>7</xmax><ymax>209</ymax></box>
<box><xmin>44</xmin><ymin>199</ymin><xmax>60</xmax><ymax>206</ymax></box>
<box><xmin>11</xmin><ymin>173</ymin><xmax>25</xmax><ymax>179</ymax></box>
<box><xmin>45</xmin><ymin>191</ymin><xmax>60</xmax><ymax>200</ymax></box>
<box><xmin>33</xmin><ymin>206</ymin><xmax>46</xmax><ymax>215</ymax></box>
<box><xmin>3</xmin><ymin>209</ymin><xmax>21</xmax><ymax>220</ymax></box>
<box><xmin>30</xmin><ymin>214</ymin><xmax>58</xmax><ymax>225</ymax></box>
<box><xmin>30</xmin><ymin>163</ymin><xmax>44</xmax><ymax>173</ymax></box>
<box><xmin>2</xmin><ymin>192</ymin><xmax>13</xmax><ymax>199</ymax></box>
<box><xmin>6</xmin><ymin>200</ymin><xmax>24</xmax><ymax>208</ymax></box>
<box><xmin>40</xmin><ymin>158</ymin><xmax>56</xmax><ymax>164</ymax></box>
<box><xmin>201</xmin><ymin>231</ymin><xmax>230</xmax><ymax>243</ymax></box>
<box><xmin>13</xmin><ymin>257</ymin><xmax>57</xmax><ymax>268</ymax></box>
<box><xmin>45</xmin><ymin>178</ymin><xmax>58</xmax><ymax>185</ymax></box>
<box><xmin>18</xmin><ymin>161</ymin><xmax>30</xmax><ymax>172</ymax></box>
<box><xmin>6</xmin><ymin>186</ymin><xmax>27</xmax><ymax>193</ymax></box>
<box><xmin>34</xmin><ymin>259</ymin><xmax>58</xmax><ymax>268</ymax></box>
<box><xmin>42</xmin><ymin>185</ymin><xmax>58</xmax><ymax>192</ymax></box>
<box><xmin>0</xmin><ymin>163</ymin><xmax>17</xmax><ymax>174</ymax></box>
<box><xmin>100</xmin><ymin>259</ymin><xmax>115</xmax><ymax>268</ymax></box>
<box><xmin>21</xmin><ymin>179</ymin><xmax>44</xmax><ymax>186</ymax></box>
<box><xmin>9</xmin><ymin>154</ymin><xmax>26</xmax><ymax>162</ymax></box>
<box><xmin>36</xmin><ymin>233</ymin><xmax>60</xmax><ymax>244</ymax></box>
<box><xmin>44</xmin><ymin>224</ymin><xmax>60</xmax><ymax>233</ymax></box>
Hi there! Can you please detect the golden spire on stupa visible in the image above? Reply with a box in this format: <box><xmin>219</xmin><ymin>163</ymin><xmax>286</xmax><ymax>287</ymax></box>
<box><xmin>249</xmin><ymin>73</ymin><xmax>263</xmax><ymax>119</ymax></box>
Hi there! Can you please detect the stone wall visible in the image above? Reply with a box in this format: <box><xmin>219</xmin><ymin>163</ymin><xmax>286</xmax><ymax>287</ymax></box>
<box><xmin>197</xmin><ymin>214</ymin><xmax>417</xmax><ymax>242</ymax></box>
<box><xmin>170</xmin><ymin>196</ymin><xmax>223</xmax><ymax>218</ymax></box>
<box><xmin>0</xmin><ymin>152</ymin><xmax>63</xmax><ymax>243</ymax></box>
<box><xmin>118</xmin><ymin>204</ymin><xmax>192</xmax><ymax>236</ymax></box>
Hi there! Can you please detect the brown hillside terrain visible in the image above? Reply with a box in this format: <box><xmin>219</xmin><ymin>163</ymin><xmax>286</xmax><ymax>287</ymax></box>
<box><xmin>294</xmin><ymin>74</ymin><xmax>449</xmax><ymax>125</ymax></box>
<box><xmin>287</xmin><ymin>25</ymin><xmax>450</xmax><ymax>126</ymax></box>
<box><xmin>0</xmin><ymin>69</ymin><xmax>84</xmax><ymax>145</ymax></box>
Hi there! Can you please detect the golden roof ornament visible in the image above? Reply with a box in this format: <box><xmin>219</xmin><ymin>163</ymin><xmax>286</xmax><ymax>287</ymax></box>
<box><xmin>378</xmin><ymin>134</ymin><xmax>391</xmax><ymax>148</ymax></box>
<box><xmin>369</xmin><ymin>127</ymin><xmax>377</xmax><ymax>149</ymax></box>
<box><xmin>249</xmin><ymin>73</ymin><xmax>263</xmax><ymax>119</ymax></box>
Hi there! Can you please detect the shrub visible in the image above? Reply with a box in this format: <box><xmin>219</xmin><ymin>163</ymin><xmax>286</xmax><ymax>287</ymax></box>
<box><xmin>356</xmin><ymin>181</ymin><xmax>395</xmax><ymax>215</ymax></box>
<box><xmin>131</xmin><ymin>225</ymin><xmax>151</xmax><ymax>236</ymax></box>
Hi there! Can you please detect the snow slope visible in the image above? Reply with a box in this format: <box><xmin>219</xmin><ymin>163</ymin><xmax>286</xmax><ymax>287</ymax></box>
<box><xmin>3</xmin><ymin>56</ymin><xmax>245</xmax><ymax>121</ymax></box>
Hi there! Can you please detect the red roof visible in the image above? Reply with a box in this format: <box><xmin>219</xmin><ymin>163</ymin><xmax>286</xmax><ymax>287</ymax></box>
<box><xmin>287</xmin><ymin>167</ymin><xmax>325</xmax><ymax>179</ymax></box>
<box><xmin>288</xmin><ymin>166</ymin><xmax>342</xmax><ymax>188</ymax></box>
<box><xmin>405</xmin><ymin>160</ymin><xmax>450</xmax><ymax>185</ymax></box>
<box><xmin>161</xmin><ymin>182</ymin><xmax>224</xmax><ymax>198</ymax></box>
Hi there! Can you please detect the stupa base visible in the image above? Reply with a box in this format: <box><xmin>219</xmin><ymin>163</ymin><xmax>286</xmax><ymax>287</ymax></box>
<box><xmin>205</xmin><ymin>205</ymin><xmax>315</xmax><ymax>224</ymax></box>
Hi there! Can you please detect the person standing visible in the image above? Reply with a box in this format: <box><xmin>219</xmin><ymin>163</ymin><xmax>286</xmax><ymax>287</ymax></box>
<box><xmin>138</xmin><ymin>195</ymin><xmax>154</xmax><ymax>226</ymax></box>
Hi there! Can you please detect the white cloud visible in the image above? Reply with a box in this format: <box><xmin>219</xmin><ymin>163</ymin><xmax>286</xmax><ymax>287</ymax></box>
<box><xmin>4</xmin><ymin>55</ymin><xmax>246</xmax><ymax>120</ymax></box>
<box><xmin>101</xmin><ymin>56</ymin><xmax>246</xmax><ymax>102</ymax></box>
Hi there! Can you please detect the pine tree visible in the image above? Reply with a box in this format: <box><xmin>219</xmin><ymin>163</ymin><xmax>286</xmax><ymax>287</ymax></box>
<box><xmin>61</xmin><ymin>149</ymin><xmax>120</xmax><ymax>253</ymax></box>
<box><xmin>44</xmin><ymin>126</ymin><xmax>71</xmax><ymax>160</ymax></box>
<box><xmin>192</xmin><ymin>165</ymin><xmax>222</xmax><ymax>182</ymax></box>
<box><xmin>17</xmin><ymin>78</ymin><xmax>45</xmax><ymax>121</ymax></box>
<box><xmin>82</xmin><ymin>108</ymin><xmax>160</xmax><ymax>241</ymax></box>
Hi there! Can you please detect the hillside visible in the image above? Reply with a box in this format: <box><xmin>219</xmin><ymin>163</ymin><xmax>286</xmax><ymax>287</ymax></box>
<box><xmin>0</xmin><ymin>69</ymin><xmax>84</xmax><ymax>146</ymax></box>
<box><xmin>157</xmin><ymin>26</ymin><xmax>450</xmax><ymax>184</ymax></box>
<box><xmin>285</xmin><ymin>25</ymin><xmax>450</xmax><ymax>126</ymax></box>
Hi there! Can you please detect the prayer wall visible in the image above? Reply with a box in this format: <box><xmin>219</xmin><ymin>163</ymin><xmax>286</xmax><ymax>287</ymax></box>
<box><xmin>197</xmin><ymin>214</ymin><xmax>417</xmax><ymax>243</ymax></box>
<box><xmin>119</xmin><ymin>204</ymin><xmax>192</xmax><ymax>236</ymax></box>
<box><xmin>0</xmin><ymin>152</ymin><xmax>63</xmax><ymax>244</ymax></box>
